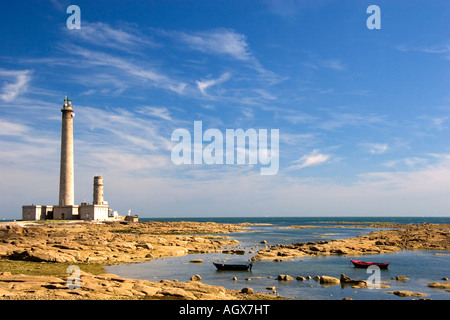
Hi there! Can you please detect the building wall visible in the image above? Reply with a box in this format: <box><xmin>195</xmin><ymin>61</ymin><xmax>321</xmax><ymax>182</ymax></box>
<box><xmin>22</xmin><ymin>205</ymin><xmax>54</xmax><ymax>220</ymax></box>
<box><xmin>79</xmin><ymin>204</ymin><xmax>110</xmax><ymax>220</ymax></box>
<box><xmin>22</xmin><ymin>206</ymin><xmax>41</xmax><ymax>221</ymax></box>
<box><xmin>53</xmin><ymin>206</ymin><xmax>79</xmax><ymax>220</ymax></box>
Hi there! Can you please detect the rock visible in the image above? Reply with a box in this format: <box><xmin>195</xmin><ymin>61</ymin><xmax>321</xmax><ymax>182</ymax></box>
<box><xmin>266</xmin><ymin>286</ymin><xmax>276</xmax><ymax>291</ymax></box>
<box><xmin>260</xmin><ymin>240</ymin><xmax>267</xmax><ymax>244</ymax></box>
<box><xmin>332</xmin><ymin>249</ymin><xmax>348</xmax><ymax>254</ymax></box>
<box><xmin>396</xmin><ymin>275</ymin><xmax>409</xmax><ymax>281</ymax></box>
<box><xmin>313</xmin><ymin>275</ymin><xmax>321</xmax><ymax>281</ymax></box>
<box><xmin>190</xmin><ymin>259</ymin><xmax>203</xmax><ymax>263</ymax></box>
<box><xmin>159</xmin><ymin>287</ymin><xmax>196</xmax><ymax>300</ymax></box>
<box><xmin>389</xmin><ymin>290</ymin><xmax>413</xmax><ymax>297</ymax></box>
<box><xmin>12</xmin><ymin>249</ymin><xmax>77</xmax><ymax>263</ymax></box>
<box><xmin>388</xmin><ymin>290</ymin><xmax>426</xmax><ymax>298</ymax></box>
<box><xmin>277</xmin><ymin>274</ymin><xmax>294</xmax><ymax>281</ymax></box>
<box><xmin>340</xmin><ymin>274</ymin><xmax>367</xmax><ymax>288</ymax></box>
<box><xmin>442</xmin><ymin>277</ymin><xmax>448</xmax><ymax>281</ymax></box>
<box><xmin>190</xmin><ymin>274</ymin><xmax>202</xmax><ymax>281</ymax></box>
<box><xmin>136</xmin><ymin>243</ymin><xmax>154</xmax><ymax>250</ymax></box>
<box><xmin>241</xmin><ymin>287</ymin><xmax>254</xmax><ymax>294</ymax></box>
<box><xmin>411</xmin><ymin>292</ymin><xmax>427</xmax><ymax>297</ymax></box>
<box><xmin>427</xmin><ymin>282</ymin><xmax>450</xmax><ymax>289</ymax></box>
<box><xmin>296</xmin><ymin>276</ymin><xmax>306</xmax><ymax>281</ymax></box>
<box><xmin>319</xmin><ymin>276</ymin><xmax>340</xmax><ymax>285</ymax></box>
<box><xmin>232</xmin><ymin>277</ymin><xmax>237</xmax><ymax>281</ymax></box>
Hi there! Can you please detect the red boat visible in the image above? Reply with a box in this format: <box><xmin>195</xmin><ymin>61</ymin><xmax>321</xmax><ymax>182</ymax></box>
<box><xmin>351</xmin><ymin>259</ymin><xmax>389</xmax><ymax>269</ymax></box>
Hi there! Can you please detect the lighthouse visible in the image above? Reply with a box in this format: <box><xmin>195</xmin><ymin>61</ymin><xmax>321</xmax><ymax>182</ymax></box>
<box><xmin>21</xmin><ymin>97</ymin><xmax>130</xmax><ymax>221</ymax></box>
<box><xmin>59</xmin><ymin>96</ymin><xmax>75</xmax><ymax>206</ymax></box>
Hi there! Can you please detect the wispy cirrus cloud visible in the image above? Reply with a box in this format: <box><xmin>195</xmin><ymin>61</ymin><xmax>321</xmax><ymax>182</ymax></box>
<box><xmin>317</xmin><ymin>59</ymin><xmax>347</xmax><ymax>71</ymax></box>
<box><xmin>0</xmin><ymin>119</ymin><xmax>29</xmax><ymax>136</ymax></box>
<box><xmin>383</xmin><ymin>157</ymin><xmax>428</xmax><ymax>169</ymax></box>
<box><xmin>303</xmin><ymin>56</ymin><xmax>347</xmax><ymax>71</ymax></box>
<box><xmin>136</xmin><ymin>106</ymin><xmax>173</xmax><ymax>121</ymax></box>
<box><xmin>396</xmin><ymin>43</ymin><xmax>450</xmax><ymax>59</ymax></box>
<box><xmin>63</xmin><ymin>45</ymin><xmax>188</xmax><ymax>95</ymax></box>
<box><xmin>64</xmin><ymin>21</ymin><xmax>158</xmax><ymax>52</ymax></box>
<box><xmin>169</xmin><ymin>28</ymin><xmax>284</xmax><ymax>84</ymax></box>
<box><xmin>0</xmin><ymin>69</ymin><xmax>32</xmax><ymax>102</ymax></box>
<box><xmin>196</xmin><ymin>72</ymin><xmax>231</xmax><ymax>95</ymax></box>
<box><xmin>362</xmin><ymin>143</ymin><xmax>389</xmax><ymax>154</ymax></box>
<box><xmin>316</xmin><ymin>112</ymin><xmax>387</xmax><ymax>131</ymax></box>
<box><xmin>289</xmin><ymin>149</ymin><xmax>330</xmax><ymax>170</ymax></box>
<box><xmin>175</xmin><ymin>28</ymin><xmax>252</xmax><ymax>61</ymax></box>
<box><xmin>77</xmin><ymin>106</ymin><xmax>173</xmax><ymax>154</ymax></box>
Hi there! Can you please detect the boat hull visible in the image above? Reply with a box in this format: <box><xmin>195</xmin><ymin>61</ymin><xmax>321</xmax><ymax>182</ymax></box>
<box><xmin>213</xmin><ymin>262</ymin><xmax>253</xmax><ymax>271</ymax></box>
<box><xmin>351</xmin><ymin>259</ymin><xmax>389</xmax><ymax>269</ymax></box>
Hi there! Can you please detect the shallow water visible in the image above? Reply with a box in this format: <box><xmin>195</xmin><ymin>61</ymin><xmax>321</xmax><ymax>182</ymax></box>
<box><xmin>106</xmin><ymin>218</ymin><xmax>450</xmax><ymax>300</ymax></box>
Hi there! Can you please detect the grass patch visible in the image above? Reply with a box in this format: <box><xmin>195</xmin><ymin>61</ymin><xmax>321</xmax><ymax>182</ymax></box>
<box><xmin>0</xmin><ymin>259</ymin><xmax>106</xmax><ymax>277</ymax></box>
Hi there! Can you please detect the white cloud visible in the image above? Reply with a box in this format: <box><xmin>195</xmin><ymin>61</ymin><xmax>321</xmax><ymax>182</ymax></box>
<box><xmin>137</xmin><ymin>106</ymin><xmax>173</xmax><ymax>121</ymax></box>
<box><xmin>318</xmin><ymin>59</ymin><xmax>347</xmax><ymax>71</ymax></box>
<box><xmin>303</xmin><ymin>57</ymin><xmax>347</xmax><ymax>71</ymax></box>
<box><xmin>196</xmin><ymin>72</ymin><xmax>231</xmax><ymax>95</ymax></box>
<box><xmin>289</xmin><ymin>149</ymin><xmax>330</xmax><ymax>170</ymax></box>
<box><xmin>66</xmin><ymin>46</ymin><xmax>187</xmax><ymax>95</ymax></box>
<box><xmin>317</xmin><ymin>113</ymin><xmax>386</xmax><ymax>131</ymax></box>
<box><xmin>383</xmin><ymin>157</ymin><xmax>428</xmax><ymax>168</ymax></box>
<box><xmin>177</xmin><ymin>28</ymin><xmax>251</xmax><ymax>61</ymax></box>
<box><xmin>77</xmin><ymin>105</ymin><xmax>173</xmax><ymax>154</ymax></box>
<box><xmin>66</xmin><ymin>22</ymin><xmax>157</xmax><ymax>52</ymax></box>
<box><xmin>0</xmin><ymin>69</ymin><xmax>32</xmax><ymax>102</ymax></box>
<box><xmin>396</xmin><ymin>43</ymin><xmax>450</xmax><ymax>59</ymax></box>
<box><xmin>363</xmin><ymin>143</ymin><xmax>389</xmax><ymax>154</ymax></box>
<box><xmin>430</xmin><ymin>116</ymin><xmax>448</xmax><ymax>131</ymax></box>
<box><xmin>0</xmin><ymin>119</ymin><xmax>29</xmax><ymax>136</ymax></box>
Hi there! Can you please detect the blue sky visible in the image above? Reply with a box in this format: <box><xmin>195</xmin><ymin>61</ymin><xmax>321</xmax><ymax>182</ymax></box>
<box><xmin>0</xmin><ymin>0</ymin><xmax>449</xmax><ymax>218</ymax></box>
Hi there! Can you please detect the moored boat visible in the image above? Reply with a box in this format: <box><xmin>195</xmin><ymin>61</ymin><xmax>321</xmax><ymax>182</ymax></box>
<box><xmin>213</xmin><ymin>262</ymin><xmax>253</xmax><ymax>271</ymax></box>
<box><xmin>351</xmin><ymin>259</ymin><xmax>389</xmax><ymax>269</ymax></box>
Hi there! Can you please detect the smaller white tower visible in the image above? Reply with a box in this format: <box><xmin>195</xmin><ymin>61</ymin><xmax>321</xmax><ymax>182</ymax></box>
<box><xmin>93</xmin><ymin>176</ymin><xmax>104</xmax><ymax>205</ymax></box>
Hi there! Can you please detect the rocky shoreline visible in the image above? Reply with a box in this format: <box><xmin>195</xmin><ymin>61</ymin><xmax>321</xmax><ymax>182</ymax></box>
<box><xmin>252</xmin><ymin>223</ymin><xmax>450</xmax><ymax>261</ymax></box>
<box><xmin>0</xmin><ymin>220</ymin><xmax>277</xmax><ymax>300</ymax></box>
<box><xmin>0</xmin><ymin>220</ymin><xmax>449</xmax><ymax>300</ymax></box>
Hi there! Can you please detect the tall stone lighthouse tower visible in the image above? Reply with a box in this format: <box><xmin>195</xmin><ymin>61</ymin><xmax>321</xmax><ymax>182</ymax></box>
<box><xmin>59</xmin><ymin>96</ymin><xmax>75</xmax><ymax>206</ymax></box>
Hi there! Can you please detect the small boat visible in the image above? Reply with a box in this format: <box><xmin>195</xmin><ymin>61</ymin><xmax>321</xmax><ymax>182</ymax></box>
<box><xmin>351</xmin><ymin>259</ymin><xmax>389</xmax><ymax>269</ymax></box>
<box><xmin>213</xmin><ymin>262</ymin><xmax>253</xmax><ymax>271</ymax></box>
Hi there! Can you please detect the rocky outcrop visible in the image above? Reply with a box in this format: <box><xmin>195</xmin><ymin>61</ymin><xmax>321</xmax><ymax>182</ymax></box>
<box><xmin>277</xmin><ymin>275</ymin><xmax>294</xmax><ymax>281</ymax></box>
<box><xmin>0</xmin><ymin>221</ymin><xmax>243</xmax><ymax>265</ymax></box>
<box><xmin>252</xmin><ymin>223</ymin><xmax>450</xmax><ymax>261</ymax></box>
<box><xmin>388</xmin><ymin>290</ymin><xmax>427</xmax><ymax>298</ymax></box>
<box><xmin>427</xmin><ymin>282</ymin><xmax>450</xmax><ymax>289</ymax></box>
<box><xmin>340</xmin><ymin>274</ymin><xmax>368</xmax><ymax>289</ymax></box>
<box><xmin>0</xmin><ymin>271</ymin><xmax>274</xmax><ymax>300</ymax></box>
<box><xmin>0</xmin><ymin>221</ymin><xmax>284</xmax><ymax>300</ymax></box>
<box><xmin>319</xmin><ymin>276</ymin><xmax>340</xmax><ymax>285</ymax></box>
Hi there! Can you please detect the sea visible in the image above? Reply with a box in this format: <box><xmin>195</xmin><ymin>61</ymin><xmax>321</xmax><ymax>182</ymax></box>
<box><xmin>104</xmin><ymin>217</ymin><xmax>450</xmax><ymax>300</ymax></box>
